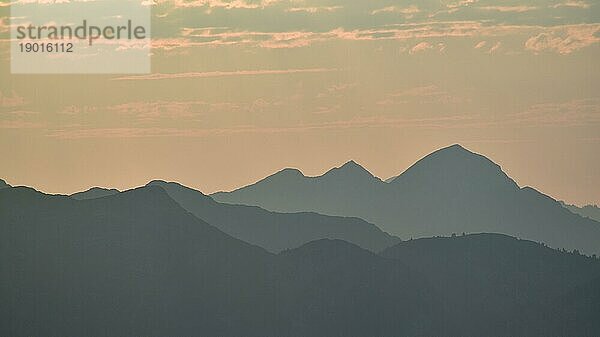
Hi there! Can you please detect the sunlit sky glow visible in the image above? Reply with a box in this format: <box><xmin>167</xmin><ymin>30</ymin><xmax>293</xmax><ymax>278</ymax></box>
<box><xmin>0</xmin><ymin>0</ymin><xmax>598</xmax><ymax>205</ymax></box>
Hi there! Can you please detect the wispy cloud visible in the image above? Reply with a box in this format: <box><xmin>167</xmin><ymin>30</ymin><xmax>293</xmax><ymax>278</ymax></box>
<box><xmin>513</xmin><ymin>98</ymin><xmax>600</xmax><ymax>126</ymax></box>
<box><xmin>377</xmin><ymin>85</ymin><xmax>469</xmax><ymax>105</ymax></box>
<box><xmin>479</xmin><ymin>6</ymin><xmax>538</xmax><ymax>13</ymax></box>
<box><xmin>0</xmin><ymin>90</ymin><xmax>26</xmax><ymax>109</ymax></box>
<box><xmin>285</xmin><ymin>6</ymin><xmax>342</xmax><ymax>13</ymax></box>
<box><xmin>153</xmin><ymin>0</ymin><xmax>280</xmax><ymax>10</ymax></box>
<box><xmin>112</xmin><ymin>68</ymin><xmax>338</xmax><ymax>81</ymax></box>
<box><xmin>525</xmin><ymin>24</ymin><xmax>600</xmax><ymax>54</ymax></box>
<box><xmin>372</xmin><ymin>5</ymin><xmax>420</xmax><ymax>18</ymax></box>
<box><xmin>550</xmin><ymin>1</ymin><xmax>591</xmax><ymax>9</ymax></box>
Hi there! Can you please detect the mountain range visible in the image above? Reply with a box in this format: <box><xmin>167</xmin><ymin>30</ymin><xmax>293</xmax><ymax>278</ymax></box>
<box><xmin>213</xmin><ymin>145</ymin><xmax>600</xmax><ymax>255</ymax></box>
<box><xmin>561</xmin><ymin>201</ymin><xmax>600</xmax><ymax>222</ymax></box>
<box><xmin>146</xmin><ymin>180</ymin><xmax>400</xmax><ymax>253</ymax></box>
<box><xmin>1</xmin><ymin>185</ymin><xmax>599</xmax><ymax>337</ymax></box>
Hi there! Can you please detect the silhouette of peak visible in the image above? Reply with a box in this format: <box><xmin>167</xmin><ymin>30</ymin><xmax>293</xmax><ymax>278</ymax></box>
<box><xmin>147</xmin><ymin>179</ymin><xmax>170</xmax><ymax>186</ymax></box>
<box><xmin>146</xmin><ymin>180</ymin><xmax>185</xmax><ymax>189</ymax></box>
<box><xmin>342</xmin><ymin>160</ymin><xmax>360</xmax><ymax>168</ymax></box>
<box><xmin>0</xmin><ymin>179</ymin><xmax>10</xmax><ymax>189</ymax></box>
<box><xmin>278</xmin><ymin>168</ymin><xmax>304</xmax><ymax>176</ymax></box>
<box><xmin>259</xmin><ymin>168</ymin><xmax>305</xmax><ymax>183</ymax></box>
<box><xmin>323</xmin><ymin>160</ymin><xmax>375</xmax><ymax>180</ymax></box>
<box><xmin>430</xmin><ymin>144</ymin><xmax>477</xmax><ymax>158</ymax></box>
<box><xmin>147</xmin><ymin>180</ymin><xmax>210</xmax><ymax>197</ymax></box>
<box><xmin>444</xmin><ymin>143</ymin><xmax>469</xmax><ymax>152</ymax></box>
<box><xmin>392</xmin><ymin>144</ymin><xmax>519</xmax><ymax>190</ymax></box>
<box><xmin>70</xmin><ymin>187</ymin><xmax>119</xmax><ymax>200</ymax></box>
<box><xmin>112</xmin><ymin>185</ymin><xmax>178</xmax><ymax>207</ymax></box>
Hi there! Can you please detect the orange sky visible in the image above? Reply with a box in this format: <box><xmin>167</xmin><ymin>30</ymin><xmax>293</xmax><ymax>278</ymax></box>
<box><xmin>1</xmin><ymin>0</ymin><xmax>598</xmax><ymax>205</ymax></box>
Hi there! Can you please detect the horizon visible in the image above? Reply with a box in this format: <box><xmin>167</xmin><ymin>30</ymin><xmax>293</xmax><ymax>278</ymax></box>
<box><xmin>2</xmin><ymin>143</ymin><xmax>598</xmax><ymax>207</ymax></box>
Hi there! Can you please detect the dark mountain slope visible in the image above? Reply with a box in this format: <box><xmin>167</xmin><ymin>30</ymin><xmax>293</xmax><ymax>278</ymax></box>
<box><xmin>273</xmin><ymin>240</ymin><xmax>453</xmax><ymax>337</ymax></box>
<box><xmin>381</xmin><ymin>233</ymin><xmax>600</xmax><ymax>337</ymax></box>
<box><xmin>148</xmin><ymin>180</ymin><xmax>399</xmax><ymax>253</ymax></box>
<box><xmin>213</xmin><ymin>145</ymin><xmax>600</xmax><ymax>255</ymax></box>
<box><xmin>2</xmin><ymin>187</ymin><xmax>599</xmax><ymax>337</ymax></box>
<box><xmin>70</xmin><ymin>187</ymin><xmax>120</xmax><ymax>200</ymax></box>
<box><xmin>0</xmin><ymin>186</ymin><xmax>445</xmax><ymax>337</ymax></box>
<box><xmin>0</xmin><ymin>186</ymin><xmax>276</xmax><ymax>337</ymax></box>
<box><xmin>548</xmin><ymin>275</ymin><xmax>600</xmax><ymax>336</ymax></box>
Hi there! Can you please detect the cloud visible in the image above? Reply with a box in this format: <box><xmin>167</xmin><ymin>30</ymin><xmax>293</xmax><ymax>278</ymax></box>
<box><xmin>377</xmin><ymin>85</ymin><xmax>469</xmax><ymax>105</ymax></box>
<box><xmin>474</xmin><ymin>40</ymin><xmax>486</xmax><ymax>49</ymax></box>
<box><xmin>0</xmin><ymin>120</ymin><xmax>44</xmax><ymax>129</ymax></box>
<box><xmin>317</xmin><ymin>82</ymin><xmax>359</xmax><ymax>98</ymax></box>
<box><xmin>153</xmin><ymin>0</ymin><xmax>280</xmax><ymax>10</ymax></box>
<box><xmin>45</xmin><ymin>113</ymin><xmax>484</xmax><ymax>139</ymax></box>
<box><xmin>525</xmin><ymin>24</ymin><xmax>600</xmax><ymax>54</ymax></box>
<box><xmin>0</xmin><ymin>91</ymin><xmax>26</xmax><ymax>109</ymax></box>
<box><xmin>513</xmin><ymin>98</ymin><xmax>600</xmax><ymax>126</ymax></box>
<box><xmin>285</xmin><ymin>6</ymin><xmax>342</xmax><ymax>13</ymax></box>
<box><xmin>372</xmin><ymin>5</ymin><xmax>420</xmax><ymax>18</ymax></box>
<box><xmin>112</xmin><ymin>68</ymin><xmax>338</xmax><ymax>81</ymax></box>
<box><xmin>479</xmin><ymin>6</ymin><xmax>538</xmax><ymax>13</ymax></box>
<box><xmin>409</xmin><ymin>41</ymin><xmax>445</xmax><ymax>54</ymax></box>
<box><xmin>148</xmin><ymin>20</ymin><xmax>600</xmax><ymax>55</ymax></box>
<box><xmin>487</xmin><ymin>41</ymin><xmax>501</xmax><ymax>54</ymax></box>
<box><xmin>410</xmin><ymin>41</ymin><xmax>433</xmax><ymax>54</ymax></box>
<box><xmin>550</xmin><ymin>1</ymin><xmax>591</xmax><ymax>9</ymax></box>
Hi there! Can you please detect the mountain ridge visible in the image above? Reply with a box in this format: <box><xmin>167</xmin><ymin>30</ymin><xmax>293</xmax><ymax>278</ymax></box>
<box><xmin>213</xmin><ymin>145</ymin><xmax>600</xmax><ymax>255</ymax></box>
<box><xmin>71</xmin><ymin>187</ymin><xmax>120</xmax><ymax>200</ymax></box>
<box><xmin>147</xmin><ymin>180</ymin><xmax>400</xmax><ymax>253</ymax></box>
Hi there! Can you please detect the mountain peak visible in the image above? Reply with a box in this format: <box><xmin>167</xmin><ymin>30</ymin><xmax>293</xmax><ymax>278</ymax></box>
<box><xmin>342</xmin><ymin>160</ymin><xmax>360</xmax><ymax>167</ymax></box>
<box><xmin>434</xmin><ymin>144</ymin><xmax>474</xmax><ymax>156</ymax></box>
<box><xmin>391</xmin><ymin>144</ymin><xmax>519</xmax><ymax>190</ymax></box>
<box><xmin>0</xmin><ymin>179</ymin><xmax>10</xmax><ymax>189</ymax></box>
<box><xmin>147</xmin><ymin>180</ymin><xmax>211</xmax><ymax>198</ymax></box>
<box><xmin>323</xmin><ymin>160</ymin><xmax>375</xmax><ymax>180</ymax></box>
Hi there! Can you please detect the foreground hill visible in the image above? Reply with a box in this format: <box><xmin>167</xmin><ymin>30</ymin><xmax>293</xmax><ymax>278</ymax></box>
<box><xmin>380</xmin><ymin>233</ymin><xmax>600</xmax><ymax>337</ymax></box>
<box><xmin>0</xmin><ymin>186</ymin><xmax>438</xmax><ymax>337</ymax></box>
<box><xmin>147</xmin><ymin>180</ymin><xmax>400</xmax><ymax>253</ymax></box>
<box><xmin>2</xmin><ymin>187</ymin><xmax>599</xmax><ymax>336</ymax></box>
<box><xmin>0</xmin><ymin>186</ymin><xmax>274</xmax><ymax>337</ymax></box>
<box><xmin>213</xmin><ymin>145</ymin><xmax>600</xmax><ymax>255</ymax></box>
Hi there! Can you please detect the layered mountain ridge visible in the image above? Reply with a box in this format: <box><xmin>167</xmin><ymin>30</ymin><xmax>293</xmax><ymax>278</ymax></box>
<box><xmin>146</xmin><ymin>180</ymin><xmax>400</xmax><ymax>253</ymax></box>
<box><xmin>1</xmin><ymin>186</ymin><xmax>599</xmax><ymax>336</ymax></box>
<box><xmin>213</xmin><ymin>144</ymin><xmax>600</xmax><ymax>255</ymax></box>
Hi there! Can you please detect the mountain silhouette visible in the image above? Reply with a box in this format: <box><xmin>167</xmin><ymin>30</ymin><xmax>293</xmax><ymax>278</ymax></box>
<box><xmin>147</xmin><ymin>180</ymin><xmax>400</xmax><ymax>253</ymax></box>
<box><xmin>70</xmin><ymin>187</ymin><xmax>120</xmax><ymax>200</ymax></box>
<box><xmin>0</xmin><ymin>185</ymin><xmax>277</xmax><ymax>337</ymax></box>
<box><xmin>0</xmin><ymin>179</ymin><xmax>10</xmax><ymax>189</ymax></box>
<box><xmin>212</xmin><ymin>160</ymin><xmax>388</xmax><ymax>222</ymax></box>
<box><xmin>2</xmin><ymin>185</ymin><xmax>599</xmax><ymax>336</ymax></box>
<box><xmin>273</xmin><ymin>239</ymin><xmax>452</xmax><ymax>337</ymax></box>
<box><xmin>380</xmin><ymin>233</ymin><xmax>600</xmax><ymax>337</ymax></box>
<box><xmin>561</xmin><ymin>201</ymin><xmax>600</xmax><ymax>222</ymax></box>
<box><xmin>213</xmin><ymin>144</ymin><xmax>600</xmax><ymax>255</ymax></box>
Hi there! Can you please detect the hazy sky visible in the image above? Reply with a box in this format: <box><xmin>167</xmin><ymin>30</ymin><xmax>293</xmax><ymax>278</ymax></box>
<box><xmin>0</xmin><ymin>0</ymin><xmax>598</xmax><ymax>205</ymax></box>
